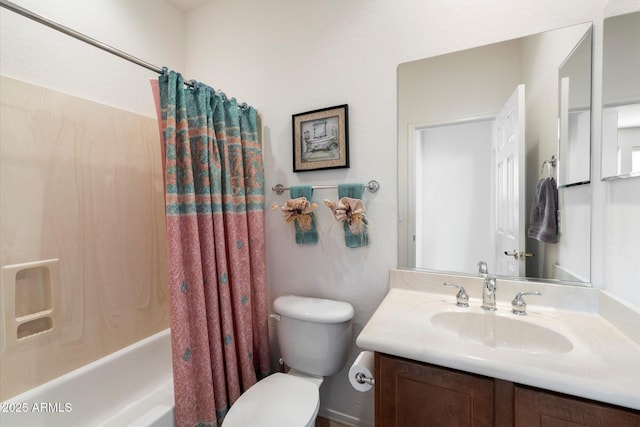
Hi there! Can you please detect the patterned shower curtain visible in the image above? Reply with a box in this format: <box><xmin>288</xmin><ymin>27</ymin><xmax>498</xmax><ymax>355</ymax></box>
<box><xmin>157</xmin><ymin>69</ymin><xmax>271</xmax><ymax>427</ymax></box>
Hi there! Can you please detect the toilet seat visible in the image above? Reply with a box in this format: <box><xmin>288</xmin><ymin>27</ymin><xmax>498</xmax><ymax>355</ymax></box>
<box><xmin>222</xmin><ymin>373</ymin><xmax>320</xmax><ymax>427</ymax></box>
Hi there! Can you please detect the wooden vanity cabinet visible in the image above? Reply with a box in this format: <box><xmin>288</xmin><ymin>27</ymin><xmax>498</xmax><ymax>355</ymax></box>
<box><xmin>375</xmin><ymin>352</ymin><xmax>495</xmax><ymax>426</ymax></box>
<box><xmin>375</xmin><ymin>353</ymin><xmax>640</xmax><ymax>427</ymax></box>
<box><xmin>514</xmin><ymin>386</ymin><xmax>640</xmax><ymax>427</ymax></box>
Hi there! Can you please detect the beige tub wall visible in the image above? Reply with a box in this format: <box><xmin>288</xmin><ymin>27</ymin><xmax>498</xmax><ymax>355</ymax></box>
<box><xmin>0</xmin><ymin>76</ymin><xmax>169</xmax><ymax>400</ymax></box>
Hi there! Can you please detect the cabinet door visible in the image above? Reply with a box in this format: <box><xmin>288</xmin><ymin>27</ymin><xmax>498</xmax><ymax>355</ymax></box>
<box><xmin>514</xmin><ymin>386</ymin><xmax>640</xmax><ymax>427</ymax></box>
<box><xmin>376</xmin><ymin>353</ymin><xmax>494</xmax><ymax>427</ymax></box>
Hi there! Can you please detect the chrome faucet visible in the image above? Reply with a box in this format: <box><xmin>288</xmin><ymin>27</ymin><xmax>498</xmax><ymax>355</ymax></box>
<box><xmin>481</xmin><ymin>276</ymin><xmax>497</xmax><ymax>311</ymax></box>
<box><xmin>478</xmin><ymin>261</ymin><xmax>489</xmax><ymax>277</ymax></box>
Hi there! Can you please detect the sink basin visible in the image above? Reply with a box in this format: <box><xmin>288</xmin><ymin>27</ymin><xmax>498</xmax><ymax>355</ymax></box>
<box><xmin>431</xmin><ymin>312</ymin><xmax>573</xmax><ymax>354</ymax></box>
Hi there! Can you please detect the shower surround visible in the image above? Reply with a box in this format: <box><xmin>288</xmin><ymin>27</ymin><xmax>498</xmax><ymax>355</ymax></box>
<box><xmin>0</xmin><ymin>75</ymin><xmax>169</xmax><ymax>400</ymax></box>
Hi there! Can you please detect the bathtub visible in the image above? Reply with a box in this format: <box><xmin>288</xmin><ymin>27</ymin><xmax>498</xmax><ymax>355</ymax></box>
<box><xmin>0</xmin><ymin>329</ymin><xmax>174</xmax><ymax>427</ymax></box>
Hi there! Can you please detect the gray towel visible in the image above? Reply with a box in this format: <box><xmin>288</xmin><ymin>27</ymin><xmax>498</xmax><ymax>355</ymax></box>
<box><xmin>527</xmin><ymin>177</ymin><xmax>558</xmax><ymax>244</ymax></box>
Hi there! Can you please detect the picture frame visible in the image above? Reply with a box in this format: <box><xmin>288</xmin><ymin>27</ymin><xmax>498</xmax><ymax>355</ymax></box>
<box><xmin>292</xmin><ymin>104</ymin><xmax>349</xmax><ymax>172</ymax></box>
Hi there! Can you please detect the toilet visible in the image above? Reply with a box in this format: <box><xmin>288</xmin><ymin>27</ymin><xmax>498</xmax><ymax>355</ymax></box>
<box><xmin>223</xmin><ymin>294</ymin><xmax>354</xmax><ymax>427</ymax></box>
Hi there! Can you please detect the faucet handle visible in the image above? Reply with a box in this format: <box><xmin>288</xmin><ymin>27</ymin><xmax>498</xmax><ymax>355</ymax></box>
<box><xmin>511</xmin><ymin>291</ymin><xmax>542</xmax><ymax>316</ymax></box>
<box><xmin>443</xmin><ymin>282</ymin><xmax>469</xmax><ymax>308</ymax></box>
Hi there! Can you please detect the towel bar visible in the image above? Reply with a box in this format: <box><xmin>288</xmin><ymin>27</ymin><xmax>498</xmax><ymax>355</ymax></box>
<box><xmin>541</xmin><ymin>155</ymin><xmax>557</xmax><ymax>177</ymax></box>
<box><xmin>271</xmin><ymin>180</ymin><xmax>380</xmax><ymax>195</ymax></box>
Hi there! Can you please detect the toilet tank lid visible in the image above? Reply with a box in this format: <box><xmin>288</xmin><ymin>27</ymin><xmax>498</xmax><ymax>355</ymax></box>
<box><xmin>274</xmin><ymin>295</ymin><xmax>354</xmax><ymax>323</ymax></box>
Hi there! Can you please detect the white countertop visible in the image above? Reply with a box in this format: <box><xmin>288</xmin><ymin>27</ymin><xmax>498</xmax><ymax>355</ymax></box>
<box><xmin>356</xmin><ymin>271</ymin><xmax>640</xmax><ymax>410</ymax></box>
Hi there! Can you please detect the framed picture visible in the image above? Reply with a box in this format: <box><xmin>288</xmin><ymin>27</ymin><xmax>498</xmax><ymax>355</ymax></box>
<box><xmin>292</xmin><ymin>104</ymin><xmax>349</xmax><ymax>172</ymax></box>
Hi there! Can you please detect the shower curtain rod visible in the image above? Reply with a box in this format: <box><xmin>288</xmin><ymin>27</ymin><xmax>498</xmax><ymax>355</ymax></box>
<box><xmin>0</xmin><ymin>0</ymin><xmax>196</xmax><ymax>87</ymax></box>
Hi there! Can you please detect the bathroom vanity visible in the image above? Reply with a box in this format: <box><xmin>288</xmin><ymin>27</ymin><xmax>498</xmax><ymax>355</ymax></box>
<box><xmin>376</xmin><ymin>353</ymin><xmax>639</xmax><ymax>426</ymax></box>
<box><xmin>357</xmin><ymin>269</ymin><xmax>640</xmax><ymax>426</ymax></box>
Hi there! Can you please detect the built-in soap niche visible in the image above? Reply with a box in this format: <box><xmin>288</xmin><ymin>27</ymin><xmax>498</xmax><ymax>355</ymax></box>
<box><xmin>17</xmin><ymin>317</ymin><xmax>53</xmax><ymax>339</ymax></box>
<box><xmin>1</xmin><ymin>259</ymin><xmax>60</xmax><ymax>350</ymax></box>
<box><xmin>15</xmin><ymin>265</ymin><xmax>53</xmax><ymax>317</ymax></box>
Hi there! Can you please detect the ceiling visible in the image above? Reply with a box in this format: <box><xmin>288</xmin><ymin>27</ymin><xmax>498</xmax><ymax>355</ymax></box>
<box><xmin>165</xmin><ymin>0</ymin><xmax>211</xmax><ymax>12</ymax></box>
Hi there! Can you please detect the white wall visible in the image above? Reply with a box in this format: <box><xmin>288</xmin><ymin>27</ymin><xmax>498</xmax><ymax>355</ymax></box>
<box><xmin>591</xmin><ymin>1</ymin><xmax>640</xmax><ymax>307</ymax></box>
<box><xmin>0</xmin><ymin>0</ymin><xmax>186</xmax><ymax>117</ymax></box>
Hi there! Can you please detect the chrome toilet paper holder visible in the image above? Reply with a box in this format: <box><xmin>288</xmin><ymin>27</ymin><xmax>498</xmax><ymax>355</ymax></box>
<box><xmin>354</xmin><ymin>371</ymin><xmax>375</xmax><ymax>386</ymax></box>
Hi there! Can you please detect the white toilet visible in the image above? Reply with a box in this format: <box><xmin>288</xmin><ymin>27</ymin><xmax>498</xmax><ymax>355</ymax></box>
<box><xmin>223</xmin><ymin>294</ymin><xmax>354</xmax><ymax>427</ymax></box>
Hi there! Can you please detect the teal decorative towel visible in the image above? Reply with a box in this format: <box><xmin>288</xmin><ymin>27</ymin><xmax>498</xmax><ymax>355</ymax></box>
<box><xmin>338</xmin><ymin>183</ymin><xmax>369</xmax><ymax>248</ymax></box>
<box><xmin>290</xmin><ymin>186</ymin><xmax>318</xmax><ymax>245</ymax></box>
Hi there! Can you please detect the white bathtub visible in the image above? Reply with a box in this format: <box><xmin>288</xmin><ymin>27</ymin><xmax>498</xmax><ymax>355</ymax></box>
<box><xmin>0</xmin><ymin>329</ymin><xmax>174</xmax><ymax>427</ymax></box>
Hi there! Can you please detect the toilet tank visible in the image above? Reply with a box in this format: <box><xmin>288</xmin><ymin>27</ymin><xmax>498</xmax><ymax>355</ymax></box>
<box><xmin>273</xmin><ymin>295</ymin><xmax>354</xmax><ymax>377</ymax></box>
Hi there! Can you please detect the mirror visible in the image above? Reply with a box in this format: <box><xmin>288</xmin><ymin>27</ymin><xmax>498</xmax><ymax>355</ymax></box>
<box><xmin>558</xmin><ymin>30</ymin><xmax>592</xmax><ymax>187</ymax></box>
<box><xmin>602</xmin><ymin>11</ymin><xmax>640</xmax><ymax>180</ymax></box>
<box><xmin>398</xmin><ymin>22</ymin><xmax>593</xmax><ymax>284</ymax></box>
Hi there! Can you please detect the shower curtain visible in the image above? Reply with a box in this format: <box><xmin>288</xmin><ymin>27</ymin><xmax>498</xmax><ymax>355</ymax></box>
<box><xmin>156</xmin><ymin>70</ymin><xmax>271</xmax><ymax>427</ymax></box>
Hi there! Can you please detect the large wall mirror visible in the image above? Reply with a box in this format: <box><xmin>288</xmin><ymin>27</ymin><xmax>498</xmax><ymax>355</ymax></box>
<box><xmin>602</xmin><ymin>10</ymin><xmax>640</xmax><ymax>180</ymax></box>
<box><xmin>398</xmin><ymin>22</ymin><xmax>593</xmax><ymax>285</ymax></box>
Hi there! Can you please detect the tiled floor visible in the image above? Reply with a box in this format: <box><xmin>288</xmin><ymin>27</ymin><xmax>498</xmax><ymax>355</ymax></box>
<box><xmin>315</xmin><ymin>416</ymin><xmax>349</xmax><ymax>427</ymax></box>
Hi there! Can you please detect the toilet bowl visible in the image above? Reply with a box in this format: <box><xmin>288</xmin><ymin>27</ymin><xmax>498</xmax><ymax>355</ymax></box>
<box><xmin>223</xmin><ymin>295</ymin><xmax>354</xmax><ymax>427</ymax></box>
